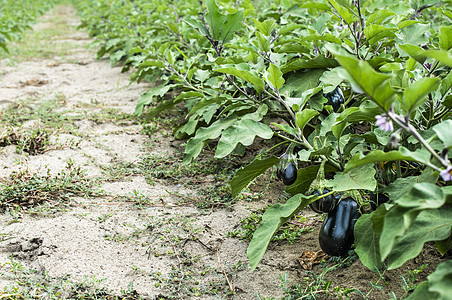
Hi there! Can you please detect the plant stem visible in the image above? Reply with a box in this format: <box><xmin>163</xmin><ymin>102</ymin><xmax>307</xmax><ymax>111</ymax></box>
<box><xmin>388</xmin><ymin>111</ymin><xmax>450</xmax><ymax>169</ymax></box>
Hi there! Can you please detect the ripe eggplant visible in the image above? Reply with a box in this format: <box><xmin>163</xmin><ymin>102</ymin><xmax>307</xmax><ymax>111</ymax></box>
<box><xmin>319</xmin><ymin>197</ymin><xmax>360</xmax><ymax>256</ymax></box>
<box><xmin>277</xmin><ymin>161</ymin><xmax>297</xmax><ymax>185</ymax></box>
<box><xmin>324</xmin><ymin>86</ymin><xmax>344</xmax><ymax>112</ymax></box>
<box><xmin>277</xmin><ymin>146</ymin><xmax>298</xmax><ymax>186</ymax></box>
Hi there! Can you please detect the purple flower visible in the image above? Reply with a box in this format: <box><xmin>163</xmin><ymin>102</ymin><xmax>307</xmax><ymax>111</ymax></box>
<box><xmin>440</xmin><ymin>166</ymin><xmax>452</xmax><ymax>182</ymax></box>
<box><xmin>375</xmin><ymin>114</ymin><xmax>394</xmax><ymax>132</ymax></box>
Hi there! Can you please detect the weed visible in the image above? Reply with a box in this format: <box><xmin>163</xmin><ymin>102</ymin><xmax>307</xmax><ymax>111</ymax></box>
<box><xmin>15</xmin><ymin>126</ymin><xmax>51</xmax><ymax>155</ymax></box>
<box><xmin>0</xmin><ymin>160</ymin><xmax>101</xmax><ymax>212</ymax></box>
<box><xmin>0</xmin><ymin>257</ymin><xmax>146</xmax><ymax>299</ymax></box>
<box><xmin>228</xmin><ymin>211</ymin><xmax>320</xmax><ymax>244</ymax></box>
<box><xmin>277</xmin><ymin>259</ymin><xmax>360</xmax><ymax>300</ymax></box>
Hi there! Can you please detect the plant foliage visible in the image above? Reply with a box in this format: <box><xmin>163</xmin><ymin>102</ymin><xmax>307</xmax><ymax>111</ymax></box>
<box><xmin>74</xmin><ymin>0</ymin><xmax>452</xmax><ymax>297</ymax></box>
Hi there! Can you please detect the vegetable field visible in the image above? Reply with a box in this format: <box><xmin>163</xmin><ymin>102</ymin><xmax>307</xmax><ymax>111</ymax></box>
<box><xmin>0</xmin><ymin>0</ymin><xmax>451</xmax><ymax>299</ymax></box>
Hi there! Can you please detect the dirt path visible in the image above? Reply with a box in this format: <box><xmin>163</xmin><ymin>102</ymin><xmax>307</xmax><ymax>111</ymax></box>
<box><xmin>0</xmin><ymin>4</ymin><xmax>446</xmax><ymax>300</ymax></box>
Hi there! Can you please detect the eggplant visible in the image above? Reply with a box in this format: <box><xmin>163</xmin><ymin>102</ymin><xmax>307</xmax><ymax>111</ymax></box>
<box><xmin>309</xmin><ymin>188</ymin><xmax>340</xmax><ymax>213</ymax></box>
<box><xmin>319</xmin><ymin>197</ymin><xmax>360</xmax><ymax>256</ymax></box>
<box><xmin>277</xmin><ymin>161</ymin><xmax>297</xmax><ymax>185</ymax></box>
<box><xmin>324</xmin><ymin>86</ymin><xmax>344</xmax><ymax>112</ymax></box>
<box><xmin>277</xmin><ymin>148</ymin><xmax>297</xmax><ymax>186</ymax></box>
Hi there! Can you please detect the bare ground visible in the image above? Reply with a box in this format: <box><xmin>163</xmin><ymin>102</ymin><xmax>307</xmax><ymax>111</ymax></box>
<box><xmin>0</xmin><ymin>4</ymin><xmax>448</xmax><ymax>300</ymax></box>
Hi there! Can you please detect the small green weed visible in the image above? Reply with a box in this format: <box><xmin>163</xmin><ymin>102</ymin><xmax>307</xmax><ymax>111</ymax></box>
<box><xmin>15</xmin><ymin>126</ymin><xmax>50</xmax><ymax>155</ymax></box>
<box><xmin>0</xmin><ymin>257</ymin><xmax>145</xmax><ymax>299</ymax></box>
<box><xmin>277</xmin><ymin>255</ymin><xmax>361</xmax><ymax>300</ymax></box>
<box><xmin>0</xmin><ymin>160</ymin><xmax>101</xmax><ymax>212</ymax></box>
<box><xmin>228</xmin><ymin>211</ymin><xmax>320</xmax><ymax>244</ymax></box>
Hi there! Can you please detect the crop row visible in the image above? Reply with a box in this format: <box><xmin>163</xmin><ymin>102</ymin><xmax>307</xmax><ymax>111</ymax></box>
<box><xmin>0</xmin><ymin>0</ymin><xmax>57</xmax><ymax>52</ymax></box>
<box><xmin>74</xmin><ymin>0</ymin><xmax>452</xmax><ymax>298</ymax></box>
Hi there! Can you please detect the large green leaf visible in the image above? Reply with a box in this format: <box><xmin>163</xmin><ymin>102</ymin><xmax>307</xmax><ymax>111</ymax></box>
<box><xmin>327</xmin><ymin>164</ymin><xmax>377</xmax><ymax>192</ymax></box>
<box><xmin>382</xmin><ymin>170</ymin><xmax>438</xmax><ymax>201</ymax></box>
<box><xmin>345</xmin><ymin>150</ymin><xmax>418</xmax><ymax>172</ymax></box>
<box><xmin>326</xmin><ymin>44</ymin><xmax>397</xmax><ymax>110</ymax></box>
<box><xmin>134</xmin><ymin>84</ymin><xmax>174</xmax><ymax>115</ymax></box>
<box><xmin>265</xmin><ymin>64</ymin><xmax>285</xmax><ymax>91</ymax></box>
<box><xmin>406</xmin><ymin>282</ymin><xmax>436</xmax><ymax>300</ymax></box>
<box><xmin>380</xmin><ymin>183</ymin><xmax>445</xmax><ymax>261</ymax></box>
<box><xmin>281</xmin><ymin>69</ymin><xmax>325</xmax><ymax>97</ymax></box>
<box><xmin>432</xmin><ymin>120</ymin><xmax>452</xmax><ymax>150</ymax></box>
<box><xmin>247</xmin><ymin>193</ymin><xmax>314</xmax><ymax>271</ymax></box>
<box><xmin>214</xmin><ymin>64</ymin><xmax>265</xmax><ymax>91</ymax></box>
<box><xmin>439</xmin><ymin>26</ymin><xmax>452</xmax><ymax>51</ymax></box>
<box><xmin>281</xmin><ymin>56</ymin><xmax>338</xmax><ymax>73</ymax></box>
<box><xmin>230</xmin><ymin>156</ymin><xmax>279</xmax><ymax>198</ymax></box>
<box><xmin>328</xmin><ymin>0</ymin><xmax>357</xmax><ymax>24</ymax></box>
<box><xmin>402</xmin><ymin>77</ymin><xmax>440</xmax><ymax>113</ymax></box>
<box><xmin>428</xmin><ymin>260</ymin><xmax>452</xmax><ymax>299</ymax></box>
<box><xmin>364</xmin><ymin>24</ymin><xmax>397</xmax><ymax>45</ymax></box>
<box><xmin>183</xmin><ymin>117</ymin><xmax>237</xmax><ymax>164</ymax></box>
<box><xmin>398</xmin><ymin>44</ymin><xmax>427</xmax><ymax>64</ymax></box>
<box><xmin>215</xmin><ymin>119</ymin><xmax>273</xmax><ymax>158</ymax></box>
<box><xmin>205</xmin><ymin>0</ymin><xmax>243</xmax><ymax>43</ymax></box>
<box><xmin>354</xmin><ymin>213</ymin><xmax>382</xmax><ymax>270</ymax></box>
<box><xmin>296</xmin><ymin>109</ymin><xmax>319</xmax><ymax>132</ymax></box>
<box><xmin>387</xmin><ymin>208</ymin><xmax>452</xmax><ymax>269</ymax></box>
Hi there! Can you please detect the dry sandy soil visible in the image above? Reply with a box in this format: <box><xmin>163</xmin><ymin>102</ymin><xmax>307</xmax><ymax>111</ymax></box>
<box><xmin>0</xmin><ymin>4</ymin><xmax>448</xmax><ymax>300</ymax></box>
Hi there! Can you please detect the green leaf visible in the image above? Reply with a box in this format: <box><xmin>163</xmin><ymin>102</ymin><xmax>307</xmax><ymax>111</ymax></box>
<box><xmin>388</xmin><ymin>208</ymin><xmax>452</xmax><ymax>269</ymax></box>
<box><xmin>432</xmin><ymin>120</ymin><xmax>452</xmax><ymax>150</ymax></box>
<box><xmin>428</xmin><ymin>260</ymin><xmax>452</xmax><ymax>299</ymax></box>
<box><xmin>435</xmin><ymin>233</ymin><xmax>452</xmax><ymax>256</ymax></box>
<box><xmin>328</xmin><ymin>0</ymin><xmax>357</xmax><ymax>24</ymax></box>
<box><xmin>183</xmin><ymin>117</ymin><xmax>237</xmax><ymax>164</ymax></box>
<box><xmin>398</xmin><ymin>44</ymin><xmax>426</xmax><ymax>64</ymax></box>
<box><xmin>230</xmin><ymin>156</ymin><xmax>279</xmax><ymax>198</ymax></box>
<box><xmin>326</xmin><ymin>44</ymin><xmax>397</xmax><ymax>110</ymax></box>
<box><xmin>397</xmin><ymin>23</ymin><xmax>429</xmax><ymax>45</ymax></box>
<box><xmin>380</xmin><ymin>183</ymin><xmax>445</xmax><ymax>261</ymax></box>
<box><xmin>214</xmin><ymin>64</ymin><xmax>265</xmax><ymax>91</ymax></box>
<box><xmin>281</xmin><ymin>69</ymin><xmax>324</xmax><ymax>97</ymax></box>
<box><xmin>215</xmin><ymin>119</ymin><xmax>273</xmax><ymax>158</ymax></box>
<box><xmin>364</xmin><ymin>24</ymin><xmax>397</xmax><ymax>45</ymax></box>
<box><xmin>265</xmin><ymin>64</ymin><xmax>285</xmax><ymax>91</ymax></box>
<box><xmin>402</xmin><ymin>77</ymin><xmax>440</xmax><ymax>113</ymax></box>
<box><xmin>406</xmin><ymin>282</ymin><xmax>435</xmax><ymax>300</ymax></box>
<box><xmin>296</xmin><ymin>109</ymin><xmax>319</xmax><ymax>132</ymax></box>
<box><xmin>281</xmin><ymin>56</ymin><xmax>338</xmax><ymax>73</ymax></box>
<box><xmin>354</xmin><ymin>213</ymin><xmax>382</xmax><ymax>270</ymax></box>
<box><xmin>327</xmin><ymin>164</ymin><xmax>377</xmax><ymax>192</ymax></box>
<box><xmin>345</xmin><ymin>151</ymin><xmax>409</xmax><ymax>172</ymax></box>
<box><xmin>134</xmin><ymin>84</ymin><xmax>173</xmax><ymax>116</ymax></box>
<box><xmin>185</xmin><ymin>18</ymin><xmax>210</xmax><ymax>37</ymax></box>
<box><xmin>206</xmin><ymin>0</ymin><xmax>244</xmax><ymax>43</ymax></box>
<box><xmin>382</xmin><ymin>170</ymin><xmax>439</xmax><ymax>201</ymax></box>
<box><xmin>439</xmin><ymin>26</ymin><xmax>452</xmax><ymax>51</ymax></box>
<box><xmin>247</xmin><ymin>194</ymin><xmax>314</xmax><ymax>271</ymax></box>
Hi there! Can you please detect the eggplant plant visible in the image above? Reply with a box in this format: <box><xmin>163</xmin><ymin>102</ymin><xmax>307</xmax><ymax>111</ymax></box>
<box><xmin>75</xmin><ymin>0</ymin><xmax>452</xmax><ymax>298</ymax></box>
<box><xmin>0</xmin><ymin>0</ymin><xmax>56</xmax><ymax>52</ymax></box>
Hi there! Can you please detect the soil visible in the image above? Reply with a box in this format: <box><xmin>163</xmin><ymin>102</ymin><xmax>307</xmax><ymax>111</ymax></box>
<box><xmin>0</xmin><ymin>4</ymin><xmax>447</xmax><ymax>300</ymax></box>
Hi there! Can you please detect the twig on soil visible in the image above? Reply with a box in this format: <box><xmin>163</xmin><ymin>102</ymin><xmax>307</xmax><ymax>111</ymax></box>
<box><xmin>216</xmin><ymin>250</ymin><xmax>235</xmax><ymax>294</ymax></box>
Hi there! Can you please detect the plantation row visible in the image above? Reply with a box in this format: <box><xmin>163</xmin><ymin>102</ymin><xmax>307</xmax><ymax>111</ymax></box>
<box><xmin>72</xmin><ymin>0</ymin><xmax>452</xmax><ymax>298</ymax></box>
<box><xmin>0</xmin><ymin>0</ymin><xmax>57</xmax><ymax>52</ymax></box>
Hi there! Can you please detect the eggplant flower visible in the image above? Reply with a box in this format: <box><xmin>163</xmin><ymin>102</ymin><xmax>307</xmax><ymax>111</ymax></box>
<box><xmin>375</xmin><ymin>114</ymin><xmax>394</xmax><ymax>132</ymax></box>
<box><xmin>440</xmin><ymin>166</ymin><xmax>452</xmax><ymax>182</ymax></box>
